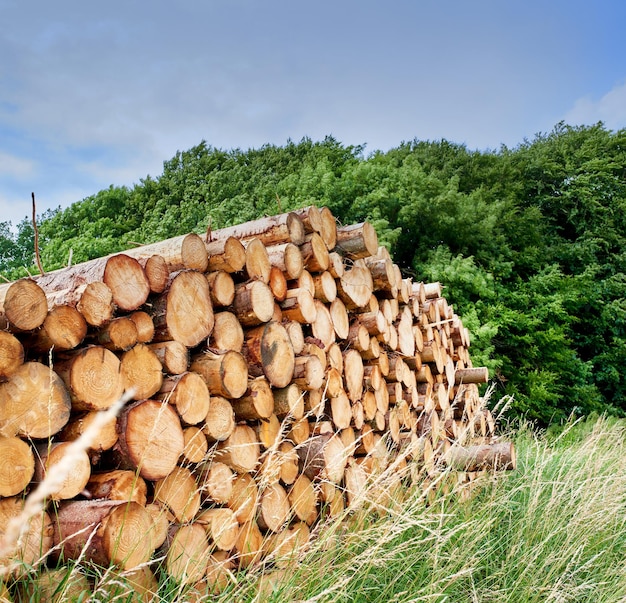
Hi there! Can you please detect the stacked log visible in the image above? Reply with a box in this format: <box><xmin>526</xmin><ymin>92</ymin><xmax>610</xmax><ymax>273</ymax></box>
<box><xmin>0</xmin><ymin>205</ymin><xmax>513</xmax><ymax>594</ymax></box>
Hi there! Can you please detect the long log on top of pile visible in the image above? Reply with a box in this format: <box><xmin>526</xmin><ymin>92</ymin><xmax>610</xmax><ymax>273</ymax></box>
<box><xmin>0</xmin><ymin>203</ymin><xmax>513</xmax><ymax>589</ymax></box>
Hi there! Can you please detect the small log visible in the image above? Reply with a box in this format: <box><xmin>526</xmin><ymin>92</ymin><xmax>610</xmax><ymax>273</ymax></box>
<box><xmin>154</xmin><ymin>466</ymin><xmax>201</xmax><ymax>522</ymax></box>
<box><xmin>196</xmin><ymin>507</ymin><xmax>239</xmax><ymax>551</ymax></box>
<box><xmin>279</xmin><ymin>288</ymin><xmax>317</xmax><ymax>324</ymax></box>
<box><xmin>268</xmin><ymin>266</ymin><xmax>288</xmax><ymax>301</ymax></box>
<box><xmin>28</xmin><ymin>305</ymin><xmax>88</xmax><ymax>353</ymax></box>
<box><xmin>181</xmin><ymin>233</ymin><xmax>209</xmax><ymax>272</ymax></box>
<box><xmin>181</xmin><ymin>426</ymin><xmax>208</xmax><ymax>463</ymax></box>
<box><xmin>273</xmin><ymin>383</ymin><xmax>304</xmax><ymax>419</ymax></box>
<box><xmin>446</xmin><ymin>441</ymin><xmax>516</xmax><ymax>471</ymax></box>
<box><xmin>0</xmin><ymin>331</ymin><xmax>24</xmax><ymax>380</ymax></box>
<box><xmin>146</xmin><ymin>340</ymin><xmax>189</xmax><ymax>375</ymax></box>
<box><xmin>297</xmin><ymin>433</ymin><xmax>348</xmax><ymax>484</ymax></box>
<box><xmin>0</xmin><ymin>436</ymin><xmax>34</xmax><ymax>497</ymax></box>
<box><xmin>85</xmin><ymin>470</ymin><xmax>148</xmax><ymax>505</ymax></box>
<box><xmin>312</xmin><ymin>271</ymin><xmax>337</xmax><ymax>303</ymax></box>
<box><xmin>164</xmin><ymin>524</ymin><xmax>210</xmax><ymax>585</ymax></box>
<box><xmin>211</xmin><ymin>311</ymin><xmax>244</xmax><ymax>352</ymax></box>
<box><xmin>210</xmin><ymin>211</ymin><xmax>305</xmax><ymax>247</ymax></box>
<box><xmin>289</xmin><ymin>474</ymin><xmax>318</xmax><ymax>525</ymax></box>
<box><xmin>227</xmin><ymin>473</ymin><xmax>259</xmax><ymax>524</ymax></box>
<box><xmin>33</xmin><ymin>441</ymin><xmax>91</xmax><ymax>501</ymax></box>
<box><xmin>319</xmin><ymin>206</ymin><xmax>338</xmax><ymax>250</ymax></box>
<box><xmin>206</xmin><ymin>237</ymin><xmax>247</xmax><ymax>273</ymax></box>
<box><xmin>278</xmin><ymin>441</ymin><xmax>300</xmax><ymax>486</ymax></box>
<box><xmin>455</xmin><ymin>367</ymin><xmax>489</xmax><ymax>384</ymax></box>
<box><xmin>157</xmin><ymin>371</ymin><xmax>211</xmax><ymax>426</ymax></box>
<box><xmin>191</xmin><ymin>350</ymin><xmax>248</xmax><ymax>399</ymax></box>
<box><xmin>300</xmin><ymin>232</ymin><xmax>330</xmax><ymax>273</ymax></box>
<box><xmin>232</xmin><ymin>280</ymin><xmax>275</xmax><ymax>326</ymax></box>
<box><xmin>120</xmin><ymin>343</ymin><xmax>164</xmax><ymax>401</ymax></box>
<box><xmin>337</xmin><ymin>263</ymin><xmax>374</xmax><ymax>309</ymax></box>
<box><xmin>95</xmin><ymin>316</ymin><xmax>138</xmax><ymax>351</ymax></box>
<box><xmin>16</xmin><ymin>567</ymin><xmax>91</xmax><ymax>602</ymax></box>
<box><xmin>139</xmin><ymin>254</ymin><xmax>170</xmax><ymax>294</ymax></box>
<box><xmin>257</xmin><ymin>483</ymin><xmax>290</xmax><ymax>533</ymax></box>
<box><xmin>264</xmin><ymin>522</ymin><xmax>310</xmax><ymax>568</ymax></box>
<box><xmin>255</xmin><ymin>414</ymin><xmax>281</xmax><ymax>449</ymax></box>
<box><xmin>328</xmin><ymin>251</ymin><xmax>345</xmax><ymax>279</ymax></box>
<box><xmin>0</xmin><ymin>361</ymin><xmax>71</xmax><ymax>438</ymax></box>
<box><xmin>53</xmin><ymin>500</ymin><xmax>154</xmax><ymax>569</ymax></box>
<box><xmin>343</xmin><ymin>349</ymin><xmax>364</xmax><ymax>402</ymax></box>
<box><xmin>58</xmin><ymin>411</ymin><xmax>118</xmax><ymax>456</ymax></box>
<box><xmin>115</xmin><ymin>399</ymin><xmax>184</xmax><ymax>481</ymax></box>
<box><xmin>151</xmin><ymin>270</ymin><xmax>214</xmax><ymax>348</ymax></box>
<box><xmin>291</xmin><ymin>205</ymin><xmax>322</xmax><ymax>235</ymax></box>
<box><xmin>330</xmin><ymin>389</ymin><xmax>352</xmax><ymax>430</ymax></box>
<box><xmin>206</xmin><ymin>270</ymin><xmax>235</xmax><ymax>307</ymax></box>
<box><xmin>243</xmin><ymin>321</ymin><xmax>295</xmax><ymax>388</ymax></box>
<box><xmin>311</xmin><ymin>300</ymin><xmax>335</xmax><ymax>348</ymax></box>
<box><xmin>216</xmin><ymin>424</ymin><xmax>261</xmax><ymax>474</ymax></box>
<box><xmin>293</xmin><ymin>355</ymin><xmax>324</xmax><ymax>391</ymax></box>
<box><xmin>335</xmin><ymin>222</ymin><xmax>378</xmax><ymax>259</ymax></box>
<box><xmin>234</xmin><ymin>520</ymin><xmax>264</xmax><ymax>568</ymax></box>
<box><xmin>283</xmin><ymin>320</ymin><xmax>305</xmax><ymax>354</ymax></box>
<box><xmin>198</xmin><ymin>461</ymin><xmax>234</xmax><ymax>504</ymax></box>
<box><xmin>231</xmin><ymin>377</ymin><xmax>275</xmax><ymax>421</ymax></box>
<box><xmin>0</xmin><ymin>279</ymin><xmax>48</xmax><ymax>332</ymax></box>
<box><xmin>242</xmin><ymin>238</ymin><xmax>271</xmax><ymax>284</ymax></box>
<box><xmin>128</xmin><ymin>310</ymin><xmax>155</xmax><ymax>343</ymax></box>
<box><xmin>288</xmin><ymin>416</ymin><xmax>311</xmax><ymax>444</ymax></box>
<box><xmin>266</xmin><ymin>242</ymin><xmax>304</xmax><ymax>280</ymax></box>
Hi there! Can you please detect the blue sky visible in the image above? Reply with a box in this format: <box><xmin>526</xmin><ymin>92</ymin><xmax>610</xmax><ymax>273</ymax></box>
<box><xmin>1</xmin><ymin>0</ymin><xmax>625</xmax><ymax>226</ymax></box>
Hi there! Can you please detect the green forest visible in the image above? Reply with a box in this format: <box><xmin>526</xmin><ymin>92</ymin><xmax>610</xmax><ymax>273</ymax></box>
<box><xmin>2</xmin><ymin>122</ymin><xmax>625</xmax><ymax>426</ymax></box>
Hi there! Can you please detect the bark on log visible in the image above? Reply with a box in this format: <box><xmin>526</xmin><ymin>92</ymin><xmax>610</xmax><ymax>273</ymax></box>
<box><xmin>85</xmin><ymin>470</ymin><xmax>148</xmax><ymax>505</ymax></box>
<box><xmin>0</xmin><ymin>361</ymin><xmax>71</xmax><ymax>438</ymax></box>
<box><xmin>231</xmin><ymin>377</ymin><xmax>274</xmax><ymax>421</ymax></box>
<box><xmin>243</xmin><ymin>321</ymin><xmax>295</xmax><ymax>388</ymax></box>
<box><xmin>455</xmin><ymin>367</ymin><xmax>489</xmax><ymax>384</ymax></box>
<box><xmin>232</xmin><ymin>280</ymin><xmax>275</xmax><ymax>326</ymax></box>
<box><xmin>266</xmin><ymin>242</ymin><xmax>304</xmax><ymax>280</ymax></box>
<box><xmin>335</xmin><ymin>222</ymin><xmax>378</xmax><ymax>259</ymax></box>
<box><xmin>446</xmin><ymin>441</ymin><xmax>516</xmax><ymax>471</ymax></box>
<box><xmin>209</xmin><ymin>211</ymin><xmax>305</xmax><ymax>247</ymax></box>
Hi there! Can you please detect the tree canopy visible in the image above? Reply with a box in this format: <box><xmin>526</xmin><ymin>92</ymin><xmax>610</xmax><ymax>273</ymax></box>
<box><xmin>2</xmin><ymin>124</ymin><xmax>625</xmax><ymax>425</ymax></box>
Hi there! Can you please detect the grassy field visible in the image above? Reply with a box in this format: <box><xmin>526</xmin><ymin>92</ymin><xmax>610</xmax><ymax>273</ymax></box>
<box><xmin>6</xmin><ymin>415</ymin><xmax>626</xmax><ymax>602</ymax></box>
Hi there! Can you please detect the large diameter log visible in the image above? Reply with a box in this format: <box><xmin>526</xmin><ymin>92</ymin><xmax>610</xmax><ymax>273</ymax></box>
<box><xmin>154</xmin><ymin>466</ymin><xmax>201</xmax><ymax>523</ymax></box>
<box><xmin>0</xmin><ymin>279</ymin><xmax>48</xmax><ymax>332</ymax></box>
<box><xmin>53</xmin><ymin>500</ymin><xmax>154</xmax><ymax>570</ymax></box>
<box><xmin>33</xmin><ymin>441</ymin><xmax>91</xmax><ymax>501</ymax></box>
<box><xmin>191</xmin><ymin>350</ymin><xmax>248</xmax><ymax>399</ymax></box>
<box><xmin>337</xmin><ymin>262</ymin><xmax>374</xmax><ymax>309</ymax></box>
<box><xmin>243</xmin><ymin>321</ymin><xmax>295</xmax><ymax>388</ymax></box>
<box><xmin>0</xmin><ymin>498</ymin><xmax>53</xmax><ymax>577</ymax></box>
<box><xmin>202</xmin><ymin>396</ymin><xmax>235</xmax><ymax>442</ymax></box>
<box><xmin>55</xmin><ymin>346</ymin><xmax>124</xmax><ymax>411</ymax></box>
<box><xmin>232</xmin><ymin>280</ymin><xmax>275</xmax><ymax>326</ymax></box>
<box><xmin>335</xmin><ymin>222</ymin><xmax>378</xmax><ymax>259</ymax></box>
<box><xmin>115</xmin><ymin>400</ymin><xmax>184</xmax><ymax>481</ymax></box>
<box><xmin>152</xmin><ymin>270</ymin><xmax>214</xmax><ymax>348</ymax></box>
<box><xmin>206</xmin><ymin>270</ymin><xmax>235</xmax><ymax>307</ymax></box>
<box><xmin>121</xmin><ymin>343</ymin><xmax>164</xmax><ymax>400</ymax></box>
<box><xmin>215</xmin><ymin>424</ymin><xmax>261</xmax><ymax>474</ymax></box>
<box><xmin>257</xmin><ymin>483</ymin><xmax>290</xmax><ymax>533</ymax></box>
<box><xmin>0</xmin><ymin>436</ymin><xmax>34</xmax><ymax>497</ymax></box>
<box><xmin>164</xmin><ymin>524</ymin><xmax>210</xmax><ymax>585</ymax></box>
<box><xmin>196</xmin><ymin>507</ymin><xmax>239</xmax><ymax>552</ymax></box>
<box><xmin>157</xmin><ymin>371</ymin><xmax>211</xmax><ymax>426</ymax></box>
<box><xmin>446</xmin><ymin>442</ymin><xmax>516</xmax><ymax>472</ymax></box>
<box><xmin>211</xmin><ymin>311</ymin><xmax>244</xmax><ymax>352</ymax></box>
<box><xmin>209</xmin><ymin>211</ymin><xmax>306</xmax><ymax>247</ymax></box>
<box><xmin>0</xmin><ymin>362</ymin><xmax>71</xmax><ymax>438</ymax></box>
<box><xmin>0</xmin><ymin>331</ymin><xmax>24</xmax><ymax>380</ymax></box>
<box><xmin>85</xmin><ymin>470</ymin><xmax>148</xmax><ymax>505</ymax></box>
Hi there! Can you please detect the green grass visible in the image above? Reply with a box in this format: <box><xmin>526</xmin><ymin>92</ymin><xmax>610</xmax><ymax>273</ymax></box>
<box><xmin>6</xmin><ymin>415</ymin><xmax>626</xmax><ymax>602</ymax></box>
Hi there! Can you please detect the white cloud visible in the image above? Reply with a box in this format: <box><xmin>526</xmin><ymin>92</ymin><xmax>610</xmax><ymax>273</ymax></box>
<box><xmin>563</xmin><ymin>81</ymin><xmax>626</xmax><ymax>130</ymax></box>
<box><xmin>0</xmin><ymin>152</ymin><xmax>36</xmax><ymax>179</ymax></box>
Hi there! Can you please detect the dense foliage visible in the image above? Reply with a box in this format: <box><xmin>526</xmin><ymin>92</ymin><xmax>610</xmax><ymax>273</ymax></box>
<box><xmin>2</xmin><ymin>123</ymin><xmax>625</xmax><ymax>424</ymax></box>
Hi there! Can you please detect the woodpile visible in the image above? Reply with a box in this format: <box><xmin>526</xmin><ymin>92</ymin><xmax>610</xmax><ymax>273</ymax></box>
<box><xmin>0</xmin><ymin>205</ymin><xmax>514</xmax><ymax>593</ymax></box>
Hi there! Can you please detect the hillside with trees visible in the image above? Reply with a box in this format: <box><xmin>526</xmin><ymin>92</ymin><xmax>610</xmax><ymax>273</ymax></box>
<box><xmin>2</xmin><ymin>122</ymin><xmax>625</xmax><ymax>425</ymax></box>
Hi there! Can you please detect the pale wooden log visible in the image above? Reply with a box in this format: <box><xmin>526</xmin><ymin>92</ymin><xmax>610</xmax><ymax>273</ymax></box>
<box><xmin>424</xmin><ymin>281</ymin><xmax>443</xmax><ymax>299</ymax></box>
<box><xmin>269</xmin><ymin>265</ymin><xmax>288</xmax><ymax>301</ymax></box>
<box><xmin>286</xmin><ymin>269</ymin><xmax>315</xmax><ymax>296</ymax></box>
<box><xmin>216</xmin><ymin>424</ymin><xmax>261</xmax><ymax>474</ymax></box>
<box><xmin>0</xmin><ymin>498</ymin><xmax>53</xmax><ymax>577</ymax></box>
<box><xmin>288</xmin><ymin>474</ymin><xmax>318</xmax><ymax>525</ymax></box>
<box><xmin>366</xmin><ymin>257</ymin><xmax>397</xmax><ymax>297</ymax></box>
<box><xmin>17</xmin><ymin>567</ymin><xmax>91</xmax><ymax>602</ymax></box>
<box><xmin>58</xmin><ymin>410</ymin><xmax>118</xmax><ymax>455</ymax></box>
<box><xmin>139</xmin><ymin>254</ymin><xmax>170</xmax><ymax>294</ymax></box>
<box><xmin>302</xmin><ymin>339</ymin><xmax>327</xmax><ymax>367</ymax></box>
<box><xmin>361</xmin><ymin>335</ymin><xmax>381</xmax><ymax>360</ymax></box>
<box><xmin>387</xmin><ymin>354</ymin><xmax>407</xmax><ymax>384</ymax></box>
<box><xmin>85</xmin><ymin>470</ymin><xmax>148</xmax><ymax>505</ymax></box>
<box><xmin>53</xmin><ymin>500</ymin><xmax>153</xmax><ymax>569</ymax></box>
<box><xmin>146</xmin><ymin>340</ymin><xmax>189</xmax><ymax>375</ymax></box>
<box><xmin>145</xmin><ymin>502</ymin><xmax>174</xmax><ymax>550</ymax></box>
<box><xmin>191</xmin><ymin>350</ymin><xmax>248</xmax><ymax>399</ymax></box>
<box><xmin>336</xmin><ymin>262</ymin><xmax>374</xmax><ymax>309</ymax></box>
<box><xmin>340</xmin><ymin>426</ymin><xmax>358</xmax><ymax>458</ymax></box>
<box><xmin>335</xmin><ymin>222</ymin><xmax>378</xmax><ymax>259</ymax></box>
<box><xmin>200</xmin><ymin>551</ymin><xmax>236</xmax><ymax>595</ymax></box>
<box><xmin>297</xmin><ymin>433</ymin><xmax>348</xmax><ymax>484</ymax></box>
<box><xmin>205</xmin><ymin>237</ymin><xmax>247</xmax><ymax>273</ymax></box>
<box><xmin>0</xmin><ymin>436</ymin><xmax>34</xmax><ymax>497</ymax></box>
<box><xmin>312</xmin><ymin>270</ymin><xmax>337</xmax><ymax>304</ymax></box>
<box><xmin>288</xmin><ymin>416</ymin><xmax>311</xmax><ymax>444</ymax></box>
<box><xmin>327</xmin><ymin>251</ymin><xmax>345</xmax><ymax>279</ymax></box>
<box><xmin>115</xmin><ymin>399</ymin><xmax>184</xmax><ymax>481</ymax></box>
<box><xmin>362</xmin><ymin>390</ymin><xmax>378</xmax><ymax>421</ymax></box>
<box><xmin>446</xmin><ymin>441</ymin><xmax>516</xmax><ymax>471</ymax></box>
<box><xmin>154</xmin><ymin>466</ymin><xmax>201</xmax><ymax>522</ymax></box>
<box><xmin>164</xmin><ymin>524</ymin><xmax>210</xmax><ymax>585</ymax></box>
<box><xmin>100</xmin><ymin>566</ymin><xmax>159</xmax><ymax>602</ymax></box>
<box><xmin>210</xmin><ymin>311</ymin><xmax>244</xmax><ymax>352</ymax></box>
<box><xmin>202</xmin><ymin>396</ymin><xmax>235</xmax><ymax>442</ymax></box>
<box><xmin>327</xmin><ymin>342</ymin><xmax>344</xmax><ymax>371</ymax></box>
<box><xmin>300</xmin><ymin>232</ymin><xmax>330</xmax><ymax>273</ymax></box>
<box><xmin>234</xmin><ymin>520</ymin><xmax>264</xmax><ymax>568</ymax></box>
<box><xmin>197</xmin><ymin>507</ymin><xmax>240</xmax><ymax>551</ymax></box>
<box><xmin>375</xmin><ymin>381</ymin><xmax>390</xmax><ymax>414</ymax></box>
<box><xmin>181</xmin><ymin>233</ymin><xmax>209</xmax><ymax>272</ymax></box>
<box><xmin>264</xmin><ymin>522</ymin><xmax>310</xmax><ymax>568</ymax></box>
<box><xmin>293</xmin><ymin>355</ymin><xmax>324</xmax><ymax>391</ymax></box>
<box><xmin>343</xmin><ymin>349</ymin><xmax>364</xmax><ymax>403</ymax></box>
<box><xmin>344</xmin><ymin>459</ymin><xmax>369</xmax><ymax>509</ymax></box>
<box><xmin>206</xmin><ymin>270</ymin><xmax>235</xmax><ymax>307</ymax></box>
<box><xmin>232</xmin><ymin>280</ymin><xmax>275</xmax><ymax>326</ymax></box>
<box><xmin>231</xmin><ymin>377</ymin><xmax>274</xmax><ymax>420</ymax></box>
<box><xmin>348</xmin><ymin>321</ymin><xmax>370</xmax><ymax>353</ymax></box>
<box><xmin>157</xmin><ymin>371</ymin><xmax>211</xmax><ymax>426</ymax></box>
<box><xmin>242</xmin><ymin>238</ymin><xmax>271</xmax><ymax>284</ymax></box>
<box><xmin>120</xmin><ymin>343</ymin><xmax>164</xmax><ymax>401</ymax></box>
<box><xmin>151</xmin><ymin>270</ymin><xmax>214</xmax><ymax>348</ymax></box>
<box><xmin>455</xmin><ymin>367</ymin><xmax>489</xmax><ymax>384</ymax></box>
<box><xmin>0</xmin><ymin>361</ymin><xmax>71</xmax><ymax>438</ymax></box>
<box><xmin>94</xmin><ymin>316</ymin><xmax>138</xmax><ymax>351</ymax></box>
<box><xmin>258</xmin><ymin>482</ymin><xmax>290</xmax><ymax>533</ymax></box>
<box><xmin>211</xmin><ymin>211</ymin><xmax>306</xmax><ymax>247</ymax></box>
<box><xmin>319</xmin><ymin>206</ymin><xmax>338</xmax><ymax>250</ymax></box>
<box><xmin>27</xmin><ymin>305</ymin><xmax>88</xmax><ymax>353</ymax></box>
<box><xmin>397</xmin><ymin>306</ymin><xmax>416</xmax><ymax>357</ymax></box>
<box><xmin>0</xmin><ymin>279</ymin><xmax>48</xmax><ymax>332</ymax></box>
<box><xmin>128</xmin><ymin>310</ymin><xmax>155</xmax><ymax>343</ymax></box>
<box><xmin>266</xmin><ymin>242</ymin><xmax>304</xmax><ymax>280</ymax></box>
<box><xmin>279</xmin><ymin>288</ymin><xmax>317</xmax><ymax>324</ymax></box>
<box><xmin>278</xmin><ymin>441</ymin><xmax>300</xmax><ymax>486</ymax></box>
<box><xmin>198</xmin><ymin>460</ymin><xmax>234</xmax><ymax>504</ymax></box>
<box><xmin>330</xmin><ymin>389</ymin><xmax>352</xmax><ymax>430</ymax></box>
<box><xmin>0</xmin><ymin>332</ymin><xmax>24</xmax><ymax>380</ymax></box>
<box><xmin>311</xmin><ymin>300</ymin><xmax>336</xmax><ymax>348</ymax></box>
<box><xmin>182</xmin><ymin>426</ymin><xmax>208</xmax><ymax>463</ymax></box>
<box><xmin>254</xmin><ymin>414</ymin><xmax>281</xmax><ymax>450</ymax></box>
<box><xmin>325</xmin><ymin>366</ymin><xmax>344</xmax><ymax>398</ymax></box>
<box><xmin>283</xmin><ymin>320</ymin><xmax>305</xmax><ymax>354</ymax></box>
<box><xmin>33</xmin><ymin>441</ymin><xmax>91</xmax><ymax>501</ymax></box>
<box><xmin>363</xmin><ymin>364</ymin><xmax>383</xmax><ymax>391</ymax></box>
<box><xmin>227</xmin><ymin>473</ymin><xmax>259</xmax><ymax>523</ymax></box>
<box><xmin>243</xmin><ymin>321</ymin><xmax>294</xmax><ymax>388</ymax></box>
<box><xmin>273</xmin><ymin>383</ymin><xmax>304</xmax><ymax>419</ymax></box>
